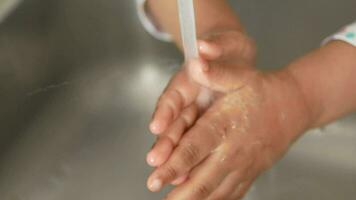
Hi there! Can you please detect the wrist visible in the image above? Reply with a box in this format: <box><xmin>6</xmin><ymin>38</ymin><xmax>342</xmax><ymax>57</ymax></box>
<box><xmin>263</xmin><ymin>69</ymin><xmax>314</xmax><ymax>144</ymax></box>
<box><xmin>284</xmin><ymin>41</ymin><xmax>356</xmax><ymax>128</ymax></box>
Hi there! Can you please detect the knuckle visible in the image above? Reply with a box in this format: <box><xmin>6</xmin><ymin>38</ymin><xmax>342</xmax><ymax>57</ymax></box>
<box><xmin>179</xmin><ymin>143</ymin><xmax>201</xmax><ymax>167</ymax></box>
<box><xmin>166</xmin><ymin>101</ymin><xmax>178</xmax><ymax>118</ymax></box>
<box><xmin>180</xmin><ymin>115</ymin><xmax>190</xmax><ymax>129</ymax></box>
<box><xmin>193</xmin><ymin>183</ymin><xmax>213</xmax><ymax>198</ymax></box>
<box><xmin>159</xmin><ymin>90</ymin><xmax>178</xmax><ymax>104</ymax></box>
<box><xmin>173</xmin><ymin>89</ymin><xmax>186</xmax><ymax>107</ymax></box>
<box><xmin>162</xmin><ymin>165</ymin><xmax>178</xmax><ymax>180</ymax></box>
<box><xmin>181</xmin><ymin>106</ymin><xmax>197</xmax><ymax>125</ymax></box>
<box><xmin>158</xmin><ymin>93</ymin><xmax>179</xmax><ymax>116</ymax></box>
<box><xmin>197</xmin><ymin>118</ymin><xmax>226</xmax><ymax>142</ymax></box>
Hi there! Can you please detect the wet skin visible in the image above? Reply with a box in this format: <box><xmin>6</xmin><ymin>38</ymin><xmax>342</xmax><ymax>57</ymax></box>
<box><xmin>145</xmin><ymin>0</ymin><xmax>356</xmax><ymax>198</ymax></box>
<box><xmin>147</xmin><ymin>58</ymin><xmax>310</xmax><ymax>200</ymax></box>
<box><xmin>144</xmin><ymin>30</ymin><xmax>312</xmax><ymax>200</ymax></box>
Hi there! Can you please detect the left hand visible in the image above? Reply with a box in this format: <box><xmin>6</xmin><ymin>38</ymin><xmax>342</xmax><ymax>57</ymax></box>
<box><xmin>147</xmin><ymin>60</ymin><xmax>312</xmax><ymax>200</ymax></box>
<box><xmin>146</xmin><ymin>30</ymin><xmax>256</xmax><ymax>169</ymax></box>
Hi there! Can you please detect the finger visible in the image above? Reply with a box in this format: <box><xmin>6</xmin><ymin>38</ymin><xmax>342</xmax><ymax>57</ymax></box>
<box><xmin>147</xmin><ymin>112</ymin><xmax>225</xmax><ymax>192</ymax></box>
<box><xmin>146</xmin><ymin>136</ymin><xmax>173</xmax><ymax>167</ymax></box>
<box><xmin>206</xmin><ymin>138</ymin><xmax>256</xmax><ymax>200</ymax></box>
<box><xmin>150</xmin><ymin>70</ymin><xmax>199</xmax><ymax>134</ymax></box>
<box><xmin>198</xmin><ymin>40</ymin><xmax>223</xmax><ymax>60</ymax></box>
<box><xmin>228</xmin><ymin>180</ymin><xmax>254</xmax><ymax>200</ymax></box>
<box><xmin>165</xmin><ymin>154</ymin><xmax>230</xmax><ymax>200</ymax></box>
<box><xmin>187</xmin><ymin>58</ymin><xmax>257</xmax><ymax>93</ymax></box>
<box><xmin>146</xmin><ymin>104</ymin><xmax>198</xmax><ymax>167</ymax></box>
<box><xmin>200</xmin><ymin>31</ymin><xmax>256</xmax><ymax>62</ymax></box>
<box><xmin>207</xmin><ymin>171</ymin><xmax>243</xmax><ymax>200</ymax></box>
<box><xmin>171</xmin><ymin>174</ymin><xmax>188</xmax><ymax>186</ymax></box>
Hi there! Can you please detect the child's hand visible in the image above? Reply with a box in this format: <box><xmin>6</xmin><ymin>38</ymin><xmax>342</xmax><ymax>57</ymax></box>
<box><xmin>147</xmin><ymin>30</ymin><xmax>256</xmax><ymax>168</ymax></box>
<box><xmin>146</xmin><ymin>61</ymin><xmax>312</xmax><ymax>199</ymax></box>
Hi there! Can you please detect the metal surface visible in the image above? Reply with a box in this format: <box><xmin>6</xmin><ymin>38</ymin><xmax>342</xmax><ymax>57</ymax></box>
<box><xmin>0</xmin><ymin>0</ymin><xmax>355</xmax><ymax>199</ymax></box>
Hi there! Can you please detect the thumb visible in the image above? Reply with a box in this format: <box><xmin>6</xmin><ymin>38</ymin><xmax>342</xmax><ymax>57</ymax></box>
<box><xmin>198</xmin><ymin>31</ymin><xmax>256</xmax><ymax>63</ymax></box>
<box><xmin>186</xmin><ymin>58</ymin><xmax>255</xmax><ymax>93</ymax></box>
<box><xmin>198</xmin><ymin>40</ymin><xmax>223</xmax><ymax>61</ymax></box>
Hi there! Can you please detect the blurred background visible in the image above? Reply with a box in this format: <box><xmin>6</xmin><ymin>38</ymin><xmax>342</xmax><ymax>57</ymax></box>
<box><xmin>0</xmin><ymin>0</ymin><xmax>355</xmax><ymax>199</ymax></box>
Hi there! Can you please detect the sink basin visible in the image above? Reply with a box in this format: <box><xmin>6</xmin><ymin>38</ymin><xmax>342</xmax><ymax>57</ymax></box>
<box><xmin>0</xmin><ymin>0</ymin><xmax>355</xmax><ymax>199</ymax></box>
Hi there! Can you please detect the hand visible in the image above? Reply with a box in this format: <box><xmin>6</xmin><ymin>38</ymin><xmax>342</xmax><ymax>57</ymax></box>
<box><xmin>147</xmin><ymin>30</ymin><xmax>256</xmax><ymax>169</ymax></box>
<box><xmin>147</xmin><ymin>61</ymin><xmax>312</xmax><ymax>199</ymax></box>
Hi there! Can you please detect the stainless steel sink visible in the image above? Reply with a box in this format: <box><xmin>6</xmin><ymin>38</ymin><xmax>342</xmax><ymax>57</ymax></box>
<box><xmin>0</xmin><ymin>0</ymin><xmax>355</xmax><ymax>199</ymax></box>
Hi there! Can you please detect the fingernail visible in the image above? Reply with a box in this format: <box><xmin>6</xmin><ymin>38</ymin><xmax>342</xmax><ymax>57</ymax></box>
<box><xmin>149</xmin><ymin>179</ymin><xmax>162</xmax><ymax>192</ymax></box>
<box><xmin>199</xmin><ymin>40</ymin><xmax>222</xmax><ymax>59</ymax></box>
<box><xmin>146</xmin><ymin>152</ymin><xmax>156</xmax><ymax>167</ymax></box>
<box><xmin>198</xmin><ymin>40</ymin><xmax>209</xmax><ymax>52</ymax></box>
<box><xmin>149</xmin><ymin>122</ymin><xmax>160</xmax><ymax>135</ymax></box>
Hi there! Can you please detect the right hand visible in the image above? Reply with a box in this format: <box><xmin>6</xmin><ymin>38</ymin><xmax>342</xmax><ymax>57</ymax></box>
<box><xmin>146</xmin><ymin>30</ymin><xmax>257</xmax><ymax>173</ymax></box>
<box><xmin>147</xmin><ymin>62</ymin><xmax>311</xmax><ymax>199</ymax></box>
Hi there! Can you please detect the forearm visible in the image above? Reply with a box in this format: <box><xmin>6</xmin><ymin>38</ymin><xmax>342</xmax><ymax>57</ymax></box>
<box><xmin>286</xmin><ymin>41</ymin><xmax>356</xmax><ymax>128</ymax></box>
<box><xmin>146</xmin><ymin>0</ymin><xmax>244</xmax><ymax>47</ymax></box>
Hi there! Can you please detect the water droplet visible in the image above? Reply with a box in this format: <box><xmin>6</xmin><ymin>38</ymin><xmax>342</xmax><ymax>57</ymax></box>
<box><xmin>220</xmin><ymin>156</ymin><xmax>227</xmax><ymax>163</ymax></box>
